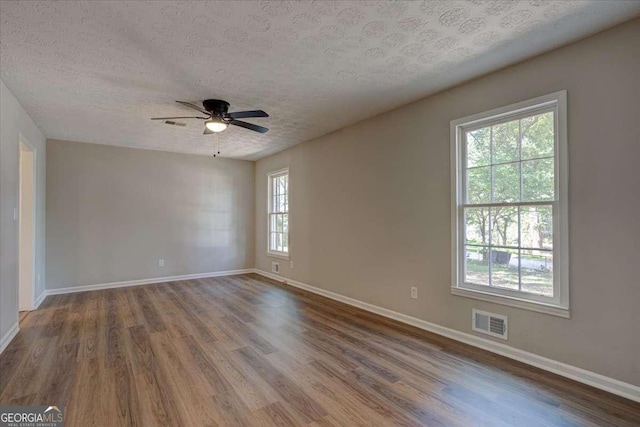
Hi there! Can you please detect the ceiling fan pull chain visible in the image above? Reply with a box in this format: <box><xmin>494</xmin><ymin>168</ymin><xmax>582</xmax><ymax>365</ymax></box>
<box><xmin>213</xmin><ymin>133</ymin><xmax>221</xmax><ymax>157</ymax></box>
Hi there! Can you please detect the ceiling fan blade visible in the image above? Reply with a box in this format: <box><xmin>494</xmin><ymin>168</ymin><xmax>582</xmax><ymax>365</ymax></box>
<box><xmin>175</xmin><ymin>100</ymin><xmax>210</xmax><ymax>115</ymax></box>
<box><xmin>203</xmin><ymin>127</ymin><xmax>213</xmax><ymax>135</ymax></box>
<box><xmin>230</xmin><ymin>120</ymin><xmax>269</xmax><ymax>133</ymax></box>
<box><xmin>227</xmin><ymin>110</ymin><xmax>269</xmax><ymax>119</ymax></box>
<box><xmin>151</xmin><ymin>116</ymin><xmax>207</xmax><ymax>120</ymax></box>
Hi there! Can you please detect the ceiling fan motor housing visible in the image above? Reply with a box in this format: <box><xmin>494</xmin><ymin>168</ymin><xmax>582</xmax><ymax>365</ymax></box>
<box><xmin>203</xmin><ymin>99</ymin><xmax>230</xmax><ymax>117</ymax></box>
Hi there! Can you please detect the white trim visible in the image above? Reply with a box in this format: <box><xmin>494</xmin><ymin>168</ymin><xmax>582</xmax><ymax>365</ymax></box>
<box><xmin>265</xmin><ymin>167</ymin><xmax>289</xmax><ymax>178</ymax></box>
<box><xmin>44</xmin><ymin>269</ymin><xmax>254</xmax><ymax>296</ymax></box>
<box><xmin>0</xmin><ymin>323</ymin><xmax>20</xmax><ymax>355</ymax></box>
<box><xmin>33</xmin><ymin>289</ymin><xmax>47</xmax><ymax>309</ymax></box>
<box><xmin>450</xmin><ymin>91</ymin><xmax>565</xmax><ymax>129</ymax></box>
<box><xmin>450</xmin><ymin>90</ymin><xmax>569</xmax><ymax>316</ymax></box>
<box><xmin>266</xmin><ymin>252</ymin><xmax>290</xmax><ymax>260</ymax></box>
<box><xmin>253</xmin><ymin>269</ymin><xmax>640</xmax><ymax>403</ymax></box>
<box><xmin>452</xmin><ymin>287</ymin><xmax>569</xmax><ymax>318</ymax></box>
<box><xmin>267</xmin><ymin>167</ymin><xmax>290</xmax><ymax>257</ymax></box>
<box><xmin>18</xmin><ymin>133</ymin><xmax>37</xmax><ymax>311</ymax></box>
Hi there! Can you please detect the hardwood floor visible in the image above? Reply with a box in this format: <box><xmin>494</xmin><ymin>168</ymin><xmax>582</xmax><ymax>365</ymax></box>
<box><xmin>1</xmin><ymin>274</ymin><xmax>638</xmax><ymax>426</ymax></box>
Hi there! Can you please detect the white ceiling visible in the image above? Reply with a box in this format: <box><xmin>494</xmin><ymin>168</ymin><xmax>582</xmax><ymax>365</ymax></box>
<box><xmin>1</xmin><ymin>1</ymin><xmax>638</xmax><ymax>160</ymax></box>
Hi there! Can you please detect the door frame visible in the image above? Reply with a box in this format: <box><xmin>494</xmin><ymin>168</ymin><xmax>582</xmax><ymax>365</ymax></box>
<box><xmin>18</xmin><ymin>133</ymin><xmax>37</xmax><ymax>311</ymax></box>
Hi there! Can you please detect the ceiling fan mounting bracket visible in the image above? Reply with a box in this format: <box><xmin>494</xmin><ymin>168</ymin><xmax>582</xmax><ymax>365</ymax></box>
<box><xmin>203</xmin><ymin>99</ymin><xmax>230</xmax><ymax>116</ymax></box>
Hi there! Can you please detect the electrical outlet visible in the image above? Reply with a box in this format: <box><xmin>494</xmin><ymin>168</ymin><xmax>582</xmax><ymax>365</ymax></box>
<box><xmin>158</xmin><ymin>259</ymin><xmax>165</xmax><ymax>267</ymax></box>
<box><xmin>290</xmin><ymin>260</ymin><xmax>294</xmax><ymax>269</ymax></box>
<box><xmin>272</xmin><ymin>262</ymin><xmax>280</xmax><ymax>274</ymax></box>
<box><xmin>410</xmin><ymin>287</ymin><xmax>418</xmax><ymax>299</ymax></box>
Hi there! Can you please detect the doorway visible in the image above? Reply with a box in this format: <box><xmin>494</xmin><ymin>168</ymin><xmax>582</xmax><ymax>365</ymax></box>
<box><xmin>18</xmin><ymin>139</ymin><xmax>35</xmax><ymax>311</ymax></box>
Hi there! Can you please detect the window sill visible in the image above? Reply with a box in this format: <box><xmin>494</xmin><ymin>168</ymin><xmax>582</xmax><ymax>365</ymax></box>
<box><xmin>267</xmin><ymin>251</ymin><xmax>289</xmax><ymax>260</ymax></box>
<box><xmin>451</xmin><ymin>286</ymin><xmax>570</xmax><ymax>318</ymax></box>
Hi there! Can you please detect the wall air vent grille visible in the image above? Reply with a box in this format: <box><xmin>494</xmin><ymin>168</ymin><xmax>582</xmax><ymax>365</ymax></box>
<box><xmin>472</xmin><ymin>309</ymin><xmax>508</xmax><ymax>340</ymax></box>
<box><xmin>164</xmin><ymin>120</ymin><xmax>186</xmax><ymax>127</ymax></box>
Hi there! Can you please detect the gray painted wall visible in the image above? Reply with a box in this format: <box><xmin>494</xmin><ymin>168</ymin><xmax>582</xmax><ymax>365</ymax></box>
<box><xmin>46</xmin><ymin>140</ymin><xmax>254</xmax><ymax>289</ymax></box>
<box><xmin>0</xmin><ymin>79</ymin><xmax>47</xmax><ymax>340</ymax></box>
<box><xmin>255</xmin><ymin>19</ymin><xmax>640</xmax><ymax>386</ymax></box>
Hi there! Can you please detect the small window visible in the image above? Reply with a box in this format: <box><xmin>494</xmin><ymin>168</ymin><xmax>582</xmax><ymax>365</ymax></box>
<box><xmin>451</xmin><ymin>91</ymin><xmax>569</xmax><ymax>317</ymax></box>
<box><xmin>267</xmin><ymin>168</ymin><xmax>289</xmax><ymax>258</ymax></box>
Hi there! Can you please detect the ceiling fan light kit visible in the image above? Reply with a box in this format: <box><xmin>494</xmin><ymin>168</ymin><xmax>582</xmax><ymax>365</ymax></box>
<box><xmin>205</xmin><ymin>118</ymin><xmax>228</xmax><ymax>133</ymax></box>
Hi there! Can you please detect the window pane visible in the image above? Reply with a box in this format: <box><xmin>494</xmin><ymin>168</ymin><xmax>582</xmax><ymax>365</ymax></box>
<box><xmin>458</xmin><ymin>103</ymin><xmax>561</xmax><ymax>302</ymax></box>
<box><xmin>490</xmin><ymin>207</ymin><xmax>518</xmax><ymax>247</ymax></box>
<box><xmin>466</xmin><ymin>127</ymin><xmax>490</xmax><ymax>167</ymax></box>
<box><xmin>492</xmin><ymin>163</ymin><xmax>520</xmax><ymax>203</ymax></box>
<box><xmin>270</xmin><ymin>214</ymin><xmax>277</xmax><ymax>234</ymax></box>
<box><xmin>521</xmin><ymin>205</ymin><xmax>553</xmax><ymax>250</ymax></box>
<box><xmin>465</xmin><ymin>245</ymin><xmax>489</xmax><ymax>286</ymax></box>
<box><xmin>465</xmin><ymin>207</ymin><xmax>489</xmax><ymax>246</ymax></box>
<box><xmin>490</xmin><ymin>248</ymin><xmax>519</xmax><ymax>291</ymax></box>
<box><xmin>467</xmin><ymin>166</ymin><xmax>491</xmax><ymax>204</ymax></box>
<box><xmin>492</xmin><ymin>120</ymin><xmax>519</xmax><ymax>164</ymax></box>
<box><xmin>268</xmin><ymin>172</ymin><xmax>289</xmax><ymax>254</ymax></box>
<box><xmin>520</xmin><ymin>249</ymin><xmax>553</xmax><ymax>296</ymax></box>
<box><xmin>522</xmin><ymin>158</ymin><xmax>554</xmax><ymax>201</ymax></box>
<box><xmin>521</xmin><ymin>112</ymin><xmax>554</xmax><ymax>160</ymax></box>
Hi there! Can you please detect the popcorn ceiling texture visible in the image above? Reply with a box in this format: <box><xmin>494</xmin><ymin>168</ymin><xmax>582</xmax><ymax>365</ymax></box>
<box><xmin>1</xmin><ymin>1</ymin><xmax>638</xmax><ymax>159</ymax></box>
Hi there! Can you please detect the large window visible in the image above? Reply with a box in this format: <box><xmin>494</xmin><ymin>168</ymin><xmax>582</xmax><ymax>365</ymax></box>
<box><xmin>268</xmin><ymin>168</ymin><xmax>289</xmax><ymax>258</ymax></box>
<box><xmin>451</xmin><ymin>91</ymin><xmax>569</xmax><ymax>317</ymax></box>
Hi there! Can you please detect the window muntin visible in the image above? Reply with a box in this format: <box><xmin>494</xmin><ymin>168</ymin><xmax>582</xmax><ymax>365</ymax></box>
<box><xmin>463</xmin><ymin>110</ymin><xmax>555</xmax><ymax>297</ymax></box>
<box><xmin>452</xmin><ymin>92</ymin><xmax>568</xmax><ymax>314</ymax></box>
<box><xmin>268</xmin><ymin>169</ymin><xmax>289</xmax><ymax>256</ymax></box>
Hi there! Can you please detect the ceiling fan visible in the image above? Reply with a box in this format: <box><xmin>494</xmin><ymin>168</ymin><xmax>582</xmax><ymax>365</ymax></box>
<box><xmin>151</xmin><ymin>99</ymin><xmax>269</xmax><ymax>134</ymax></box>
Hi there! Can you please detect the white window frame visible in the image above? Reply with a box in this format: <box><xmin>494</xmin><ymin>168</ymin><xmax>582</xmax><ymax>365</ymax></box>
<box><xmin>450</xmin><ymin>91</ymin><xmax>569</xmax><ymax>318</ymax></box>
<box><xmin>267</xmin><ymin>168</ymin><xmax>289</xmax><ymax>259</ymax></box>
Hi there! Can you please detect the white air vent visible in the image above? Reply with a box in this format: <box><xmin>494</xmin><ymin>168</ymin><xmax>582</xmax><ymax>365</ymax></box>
<box><xmin>271</xmin><ymin>262</ymin><xmax>280</xmax><ymax>274</ymax></box>
<box><xmin>472</xmin><ymin>309</ymin><xmax>508</xmax><ymax>340</ymax></box>
<box><xmin>164</xmin><ymin>120</ymin><xmax>186</xmax><ymax>127</ymax></box>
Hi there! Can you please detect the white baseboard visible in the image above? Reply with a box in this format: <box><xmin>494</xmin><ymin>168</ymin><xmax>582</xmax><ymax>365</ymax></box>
<box><xmin>0</xmin><ymin>322</ymin><xmax>19</xmax><ymax>355</ymax></box>
<box><xmin>253</xmin><ymin>269</ymin><xmax>640</xmax><ymax>403</ymax></box>
<box><xmin>44</xmin><ymin>268</ymin><xmax>254</xmax><ymax>297</ymax></box>
<box><xmin>33</xmin><ymin>290</ymin><xmax>47</xmax><ymax>309</ymax></box>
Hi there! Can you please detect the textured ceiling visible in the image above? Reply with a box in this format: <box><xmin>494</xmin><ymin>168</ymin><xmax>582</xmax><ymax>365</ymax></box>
<box><xmin>1</xmin><ymin>1</ymin><xmax>639</xmax><ymax>160</ymax></box>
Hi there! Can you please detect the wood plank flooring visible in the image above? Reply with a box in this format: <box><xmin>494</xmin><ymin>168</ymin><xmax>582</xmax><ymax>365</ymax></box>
<box><xmin>1</xmin><ymin>273</ymin><xmax>639</xmax><ymax>426</ymax></box>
